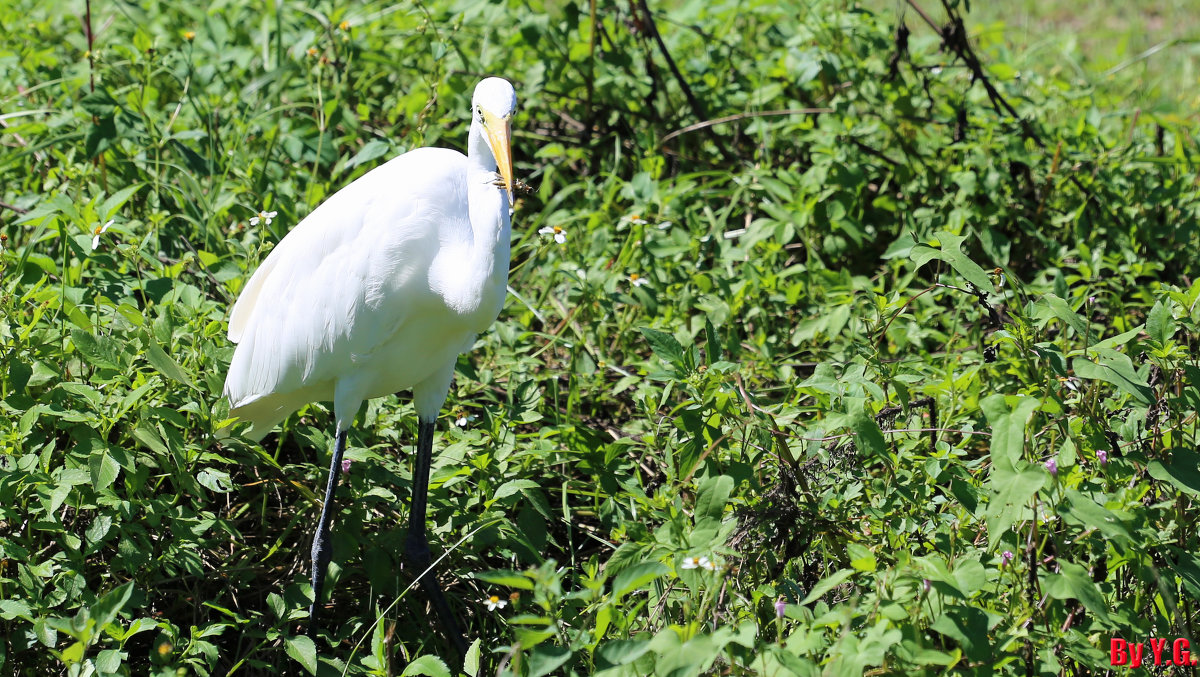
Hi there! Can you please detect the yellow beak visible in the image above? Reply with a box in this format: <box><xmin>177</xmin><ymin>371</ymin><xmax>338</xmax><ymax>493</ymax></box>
<box><xmin>481</xmin><ymin>111</ymin><xmax>514</xmax><ymax>206</ymax></box>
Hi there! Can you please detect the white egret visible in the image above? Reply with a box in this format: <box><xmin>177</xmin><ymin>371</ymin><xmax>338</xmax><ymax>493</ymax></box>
<box><xmin>223</xmin><ymin>77</ymin><xmax>518</xmax><ymax>649</ymax></box>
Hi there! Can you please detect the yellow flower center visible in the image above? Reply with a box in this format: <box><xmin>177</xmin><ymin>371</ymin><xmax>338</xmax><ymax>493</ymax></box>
<box><xmin>184</xmin><ymin>31</ymin><xmax>195</xmax><ymax>40</ymax></box>
<box><xmin>93</xmin><ymin>225</ymin><xmax>103</xmax><ymax>235</ymax></box>
<box><xmin>339</xmin><ymin>20</ymin><xmax>350</xmax><ymax>30</ymax></box>
<box><xmin>489</xmin><ymin>595</ymin><xmax>500</xmax><ymax>603</ymax></box>
<box><xmin>630</xmin><ymin>273</ymin><xmax>640</xmax><ymax>281</ymax></box>
<box><xmin>552</xmin><ymin>226</ymin><xmax>563</xmax><ymax>234</ymax></box>
<box><xmin>307</xmin><ymin>48</ymin><xmax>318</xmax><ymax>57</ymax></box>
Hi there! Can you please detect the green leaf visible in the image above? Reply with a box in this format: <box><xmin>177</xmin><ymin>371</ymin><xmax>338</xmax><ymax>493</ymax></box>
<box><xmin>493</xmin><ymin>479</ymin><xmax>540</xmax><ymax>501</ymax></box>
<box><xmin>473</xmin><ymin>570</ymin><xmax>535</xmax><ymax>590</ymax></box>
<box><xmin>0</xmin><ymin>599</ymin><xmax>32</xmax><ymax>621</ymax></box>
<box><xmin>463</xmin><ymin>639</ymin><xmax>482</xmax><ymax>676</ymax></box>
<box><xmin>71</xmin><ymin>329</ymin><xmax>121</xmax><ymax>369</ymax></box>
<box><xmin>930</xmin><ymin>605</ymin><xmax>993</xmax><ymax>662</ymax></box>
<box><xmin>401</xmin><ymin>655</ymin><xmax>450</xmax><ymax>677</ymax></box>
<box><xmin>1041</xmin><ymin>560</ymin><xmax>1112</xmax><ymax>625</ymax></box>
<box><xmin>196</xmin><ymin>469</ymin><xmax>234</xmax><ymax>493</ymax></box>
<box><xmin>980</xmin><ymin>394</ymin><xmax>1041</xmax><ymax>471</ymax></box>
<box><xmin>95</xmin><ymin>649</ymin><xmax>122</xmax><ymax>672</ymax></box>
<box><xmin>847</xmin><ymin>542</ymin><xmax>877</xmax><ymax>572</ymax></box>
<box><xmin>639</xmin><ymin>327</ymin><xmax>684</xmax><ymax>366</ymax></box>
<box><xmin>284</xmin><ymin>635</ymin><xmax>317</xmax><ymax>674</ymax></box>
<box><xmin>91</xmin><ymin>581</ymin><xmax>134</xmax><ymax>630</ymax></box>
<box><xmin>146</xmin><ymin>342</ymin><xmax>195</xmax><ymax>389</ymax></box>
<box><xmin>1059</xmin><ymin>489</ymin><xmax>1132</xmax><ymax>545</ymax></box>
<box><xmin>1033</xmin><ymin>294</ymin><xmax>1094</xmax><ymax>341</ymax></box>
<box><xmin>1146</xmin><ymin>299</ymin><xmax>1175</xmax><ymax>344</ymax></box>
<box><xmin>800</xmin><ymin>568</ymin><xmax>854</xmax><ymax>605</ymax></box>
<box><xmin>597</xmin><ymin>638</ymin><xmax>652</xmax><ymax>667</ymax></box>
<box><xmin>89</xmin><ymin>447</ymin><xmax>121</xmax><ymax>493</ymax></box>
<box><xmin>910</xmin><ymin>231</ymin><xmax>995</xmax><ymax>293</ymax></box>
<box><xmin>694</xmin><ymin>474</ymin><xmax>733</xmax><ymax>521</ymax></box>
<box><xmin>344</xmin><ymin>140</ymin><xmax>392</xmax><ymax>172</ymax></box>
<box><xmin>1148</xmin><ymin>448</ymin><xmax>1200</xmax><ymax>497</ymax></box>
<box><xmin>79</xmin><ymin>89</ymin><xmax>120</xmax><ymax>116</ymax></box>
<box><xmin>848</xmin><ymin>401</ymin><xmax>887</xmax><ymax>458</ymax></box>
<box><xmin>1072</xmin><ymin>349</ymin><xmax>1152</xmax><ymax>405</ymax></box>
<box><xmin>613</xmin><ymin>561</ymin><xmax>669</xmax><ymax>601</ymax></box>
<box><xmin>528</xmin><ymin>645</ymin><xmax>571</xmax><ymax>677</ymax></box>
<box><xmin>99</xmin><ymin>183</ymin><xmax>143</xmax><ymax>220</ymax></box>
<box><xmin>984</xmin><ymin>467</ymin><xmax>1045</xmax><ymax>549</ymax></box>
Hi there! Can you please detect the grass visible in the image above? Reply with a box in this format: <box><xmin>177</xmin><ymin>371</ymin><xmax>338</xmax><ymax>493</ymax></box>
<box><xmin>876</xmin><ymin>0</ymin><xmax>1200</xmax><ymax>115</ymax></box>
<box><xmin>2</xmin><ymin>0</ymin><xmax>1200</xmax><ymax>675</ymax></box>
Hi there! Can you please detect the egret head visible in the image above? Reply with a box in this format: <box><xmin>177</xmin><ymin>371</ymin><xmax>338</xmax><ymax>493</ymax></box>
<box><xmin>472</xmin><ymin>77</ymin><xmax>517</xmax><ymax>205</ymax></box>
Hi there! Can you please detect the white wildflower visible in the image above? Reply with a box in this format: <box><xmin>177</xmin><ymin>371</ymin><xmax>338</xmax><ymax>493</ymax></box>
<box><xmin>91</xmin><ymin>219</ymin><xmax>115</xmax><ymax>250</ymax></box>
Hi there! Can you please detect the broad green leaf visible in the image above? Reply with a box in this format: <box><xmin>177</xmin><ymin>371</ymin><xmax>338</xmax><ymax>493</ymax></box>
<box><xmin>94</xmin><ymin>649</ymin><xmax>122</xmax><ymax>672</ymax></box>
<box><xmin>401</xmin><ymin>655</ymin><xmax>450</xmax><ymax>677</ymax></box>
<box><xmin>1059</xmin><ymin>489</ymin><xmax>1132</xmax><ymax>545</ymax></box>
<box><xmin>910</xmin><ymin>231</ymin><xmax>995</xmax><ymax>293</ymax></box>
<box><xmin>1041</xmin><ymin>560</ymin><xmax>1112</xmax><ymax>625</ymax></box>
<box><xmin>493</xmin><ymin>479</ymin><xmax>540</xmax><ymax>501</ymax></box>
<box><xmin>528</xmin><ymin>645</ymin><xmax>572</xmax><ymax>677</ymax></box>
<box><xmin>848</xmin><ymin>401</ymin><xmax>887</xmax><ymax>458</ymax></box>
<box><xmin>985</xmin><ymin>467</ymin><xmax>1045</xmax><ymax>548</ymax></box>
<box><xmin>1147</xmin><ymin>448</ymin><xmax>1200</xmax><ymax>497</ymax></box>
<box><xmin>146</xmin><ymin>342</ymin><xmax>195</xmax><ymax>389</ymax></box>
<box><xmin>1033</xmin><ymin>294</ymin><xmax>1094</xmax><ymax>341</ymax></box>
<box><xmin>1072</xmin><ymin>349</ymin><xmax>1152</xmax><ymax>405</ymax></box>
<box><xmin>800</xmin><ymin>569</ymin><xmax>854</xmax><ymax>605</ymax></box>
<box><xmin>79</xmin><ymin>89</ymin><xmax>120</xmax><ymax>116</ymax></box>
<box><xmin>930</xmin><ymin>605</ymin><xmax>993</xmax><ymax>662</ymax></box>
<box><xmin>284</xmin><ymin>636</ymin><xmax>317</xmax><ymax>674</ymax></box>
<box><xmin>196</xmin><ymin>469</ymin><xmax>233</xmax><ymax>493</ymax></box>
<box><xmin>91</xmin><ymin>581</ymin><xmax>134</xmax><ymax>630</ymax></box>
<box><xmin>70</xmin><ymin>329</ymin><xmax>121</xmax><ymax>370</ymax></box>
<box><xmin>473</xmin><ymin>570</ymin><xmax>535</xmax><ymax>590</ymax></box>
<box><xmin>694</xmin><ymin>474</ymin><xmax>734</xmax><ymax>521</ymax></box>
<box><xmin>99</xmin><ymin>183</ymin><xmax>143</xmax><ymax>220</ymax></box>
<box><xmin>980</xmin><ymin>394</ymin><xmax>1041</xmax><ymax>470</ymax></box>
<box><xmin>89</xmin><ymin>447</ymin><xmax>121</xmax><ymax>493</ymax></box>
<box><xmin>463</xmin><ymin>639</ymin><xmax>482</xmax><ymax>676</ymax></box>
<box><xmin>613</xmin><ymin>561</ymin><xmax>669</xmax><ymax>600</ymax></box>
<box><xmin>639</xmin><ymin>327</ymin><xmax>684</xmax><ymax>366</ymax></box>
<box><xmin>597</xmin><ymin>638</ymin><xmax>652</xmax><ymax>667</ymax></box>
<box><xmin>847</xmin><ymin>542</ymin><xmax>877</xmax><ymax>572</ymax></box>
<box><xmin>1146</xmin><ymin>299</ymin><xmax>1175</xmax><ymax>344</ymax></box>
<box><xmin>0</xmin><ymin>599</ymin><xmax>32</xmax><ymax>621</ymax></box>
<box><xmin>344</xmin><ymin>140</ymin><xmax>392</xmax><ymax>172</ymax></box>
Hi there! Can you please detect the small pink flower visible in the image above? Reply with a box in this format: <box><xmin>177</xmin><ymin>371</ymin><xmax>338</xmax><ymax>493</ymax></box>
<box><xmin>341</xmin><ymin>458</ymin><xmax>351</xmax><ymax>475</ymax></box>
<box><xmin>1044</xmin><ymin>458</ymin><xmax>1057</xmax><ymax>475</ymax></box>
<box><xmin>774</xmin><ymin>599</ymin><xmax>786</xmax><ymax>618</ymax></box>
<box><xmin>1096</xmin><ymin>449</ymin><xmax>1108</xmax><ymax>465</ymax></box>
<box><xmin>1000</xmin><ymin>550</ymin><xmax>1014</xmax><ymax>567</ymax></box>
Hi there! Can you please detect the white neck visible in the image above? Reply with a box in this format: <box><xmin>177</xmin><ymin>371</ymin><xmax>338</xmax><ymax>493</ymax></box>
<box><xmin>449</xmin><ymin>118</ymin><xmax>511</xmax><ymax>317</ymax></box>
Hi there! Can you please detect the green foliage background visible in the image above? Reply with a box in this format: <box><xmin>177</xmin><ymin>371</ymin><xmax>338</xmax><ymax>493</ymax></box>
<box><xmin>1</xmin><ymin>0</ymin><xmax>1199</xmax><ymax>674</ymax></box>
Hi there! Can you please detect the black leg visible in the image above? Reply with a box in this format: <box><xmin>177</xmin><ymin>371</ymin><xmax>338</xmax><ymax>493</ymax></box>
<box><xmin>308</xmin><ymin>428</ymin><xmax>348</xmax><ymax>641</ymax></box>
<box><xmin>405</xmin><ymin>418</ymin><xmax>468</xmax><ymax>655</ymax></box>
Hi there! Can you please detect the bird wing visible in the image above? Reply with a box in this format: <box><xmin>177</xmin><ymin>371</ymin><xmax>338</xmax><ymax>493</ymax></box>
<box><xmin>223</xmin><ymin>147</ymin><xmax>470</xmax><ymax>414</ymax></box>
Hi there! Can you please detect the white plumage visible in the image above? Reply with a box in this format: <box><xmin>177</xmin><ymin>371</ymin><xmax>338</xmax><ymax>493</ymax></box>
<box><xmin>221</xmin><ymin>77</ymin><xmax>518</xmax><ymax>647</ymax></box>
<box><xmin>224</xmin><ymin>78</ymin><xmax>516</xmax><ymax>440</ymax></box>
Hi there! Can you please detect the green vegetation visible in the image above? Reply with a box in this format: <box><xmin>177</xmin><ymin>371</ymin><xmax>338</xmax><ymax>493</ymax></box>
<box><xmin>2</xmin><ymin>0</ymin><xmax>1199</xmax><ymax>674</ymax></box>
